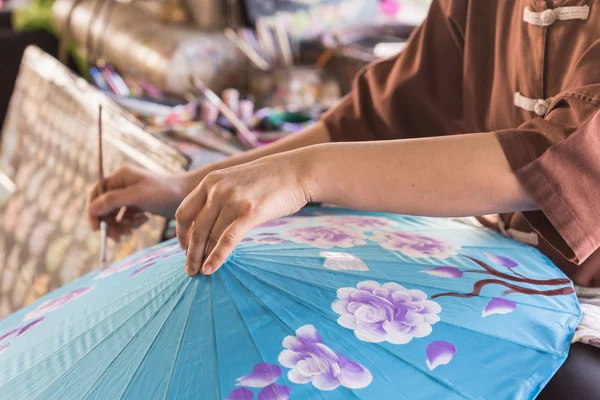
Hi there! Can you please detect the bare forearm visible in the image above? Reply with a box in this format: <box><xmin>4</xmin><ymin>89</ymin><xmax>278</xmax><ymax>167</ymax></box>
<box><xmin>184</xmin><ymin>121</ymin><xmax>330</xmax><ymax>191</ymax></box>
<box><xmin>304</xmin><ymin>132</ymin><xmax>537</xmax><ymax>217</ymax></box>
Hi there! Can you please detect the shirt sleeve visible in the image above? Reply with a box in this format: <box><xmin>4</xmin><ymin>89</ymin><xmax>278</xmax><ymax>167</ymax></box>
<box><xmin>322</xmin><ymin>0</ymin><xmax>467</xmax><ymax>142</ymax></box>
<box><xmin>495</xmin><ymin>40</ymin><xmax>600</xmax><ymax>265</ymax></box>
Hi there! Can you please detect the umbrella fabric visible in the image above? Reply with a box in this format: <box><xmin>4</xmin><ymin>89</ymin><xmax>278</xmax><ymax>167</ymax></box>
<box><xmin>0</xmin><ymin>208</ymin><xmax>581</xmax><ymax>399</ymax></box>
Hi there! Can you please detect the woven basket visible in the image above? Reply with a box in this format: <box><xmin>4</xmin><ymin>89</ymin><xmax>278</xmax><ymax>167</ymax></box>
<box><xmin>0</xmin><ymin>46</ymin><xmax>188</xmax><ymax>318</ymax></box>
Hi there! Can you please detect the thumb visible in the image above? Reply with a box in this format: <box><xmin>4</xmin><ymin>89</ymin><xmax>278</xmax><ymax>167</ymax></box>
<box><xmin>90</xmin><ymin>187</ymin><xmax>140</xmax><ymax>216</ymax></box>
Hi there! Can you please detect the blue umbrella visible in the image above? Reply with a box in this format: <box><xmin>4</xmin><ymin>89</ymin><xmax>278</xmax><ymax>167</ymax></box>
<box><xmin>0</xmin><ymin>208</ymin><xmax>581</xmax><ymax>399</ymax></box>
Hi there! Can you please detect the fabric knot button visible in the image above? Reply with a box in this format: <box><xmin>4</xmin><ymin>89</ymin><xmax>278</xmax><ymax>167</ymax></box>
<box><xmin>540</xmin><ymin>9</ymin><xmax>557</xmax><ymax>25</ymax></box>
<box><xmin>534</xmin><ymin>100</ymin><xmax>549</xmax><ymax>116</ymax></box>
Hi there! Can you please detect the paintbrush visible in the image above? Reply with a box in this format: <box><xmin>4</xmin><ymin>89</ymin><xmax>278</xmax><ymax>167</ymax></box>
<box><xmin>224</xmin><ymin>28</ymin><xmax>270</xmax><ymax>71</ymax></box>
<box><xmin>98</xmin><ymin>105</ymin><xmax>108</xmax><ymax>270</ymax></box>
<box><xmin>191</xmin><ymin>77</ymin><xmax>259</xmax><ymax>148</ymax></box>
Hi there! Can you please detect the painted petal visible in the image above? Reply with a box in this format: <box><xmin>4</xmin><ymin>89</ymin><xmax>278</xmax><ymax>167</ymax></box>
<box><xmin>287</xmin><ymin>368</ymin><xmax>314</xmax><ymax>384</ymax></box>
<box><xmin>420</xmin><ymin>267</ymin><xmax>464</xmax><ymax>278</ymax></box>
<box><xmin>0</xmin><ymin>343</ymin><xmax>8</xmax><ymax>355</ymax></box>
<box><xmin>426</xmin><ymin>341</ymin><xmax>457</xmax><ymax>371</ymax></box>
<box><xmin>278</xmin><ymin>350</ymin><xmax>304</xmax><ymax>368</ymax></box>
<box><xmin>422</xmin><ymin>300</ymin><xmax>443</xmax><ymax>314</ymax></box>
<box><xmin>408</xmin><ymin>323</ymin><xmax>433</xmax><ymax>339</ymax></box>
<box><xmin>337</xmin><ymin>287</ymin><xmax>356</xmax><ymax>301</ymax></box>
<box><xmin>295</xmin><ymin>325</ymin><xmax>323</xmax><ymax>344</ymax></box>
<box><xmin>484</xmin><ymin>252</ymin><xmax>518</xmax><ymax>268</ymax></box>
<box><xmin>312</xmin><ymin>371</ymin><xmax>342</xmax><ymax>391</ymax></box>
<box><xmin>226</xmin><ymin>388</ymin><xmax>254</xmax><ymax>400</ymax></box>
<box><xmin>0</xmin><ymin>328</ymin><xmax>19</xmax><ymax>342</ymax></box>
<box><xmin>16</xmin><ymin>317</ymin><xmax>44</xmax><ymax>337</ymax></box>
<box><xmin>408</xmin><ymin>289</ymin><xmax>427</xmax><ymax>301</ymax></box>
<box><xmin>382</xmin><ymin>282</ymin><xmax>407</xmax><ymax>293</ymax></box>
<box><xmin>331</xmin><ymin>300</ymin><xmax>352</xmax><ymax>316</ymax></box>
<box><xmin>357</xmin><ymin>281</ymin><xmax>381</xmax><ymax>292</ymax></box>
<box><xmin>241</xmin><ymin>238</ymin><xmax>254</xmax><ymax>243</ymax></box>
<box><xmin>385</xmin><ymin>330</ymin><xmax>413</xmax><ymax>345</ymax></box>
<box><xmin>482</xmin><ymin>298</ymin><xmax>517</xmax><ymax>317</ymax></box>
<box><xmin>257</xmin><ymin>384</ymin><xmax>291</xmax><ymax>400</ymax></box>
<box><xmin>337</xmin><ymin>356</ymin><xmax>373</xmax><ymax>389</ymax></box>
<box><xmin>321</xmin><ymin>252</ymin><xmax>369</xmax><ymax>271</ymax></box>
<box><xmin>337</xmin><ymin>315</ymin><xmax>358</xmax><ymax>330</ymax></box>
<box><xmin>355</xmin><ymin>328</ymin><xmax>387</xmax><ymax>343</ymax></box>
<box><xmin>237</xmin><ymin>363</ymin><xmax>282</xmax><ymax>388</ymax></box>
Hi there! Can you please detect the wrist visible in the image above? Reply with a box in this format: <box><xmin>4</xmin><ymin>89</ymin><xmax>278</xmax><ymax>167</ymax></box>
<box><xmin>296</xmin><ymin>144</ymin><xmax>327</xmax><ymax>204</ymax></box>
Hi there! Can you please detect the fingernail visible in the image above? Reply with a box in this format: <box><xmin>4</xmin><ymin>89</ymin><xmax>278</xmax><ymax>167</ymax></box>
<box><xmin>202</xmin><ymin>264</ymin><xmax>213</xmax><ymax>275</ymax></box>
<box><xmin>185</xmin><ymin>263</ymin><xmax>194</xmax><ymax>276</ymax></box>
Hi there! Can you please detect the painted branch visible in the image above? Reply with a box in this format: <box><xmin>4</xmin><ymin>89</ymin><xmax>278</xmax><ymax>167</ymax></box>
<box><xmin>462</xmin><ymin>255</ymin><xmax>571</xmax><ymax>286</ymax></box>
<box><xmin>431</xmin><ymin>279</ymin><xmax>574</xmax><ymax>299</ymax></box>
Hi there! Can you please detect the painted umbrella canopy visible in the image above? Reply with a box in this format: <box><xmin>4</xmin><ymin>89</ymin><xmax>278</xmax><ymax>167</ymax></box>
<box><xmin>0</xmin><ymin>208</ymin><xmax>581</xmax><ymax>399</ymax></box>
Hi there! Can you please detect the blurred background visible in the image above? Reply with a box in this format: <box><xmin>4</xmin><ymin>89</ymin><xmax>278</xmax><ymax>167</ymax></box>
<box><xmin>0</xmin><ymin>0</ymin><xmax>431</xmax><ymax>317</ymax></box>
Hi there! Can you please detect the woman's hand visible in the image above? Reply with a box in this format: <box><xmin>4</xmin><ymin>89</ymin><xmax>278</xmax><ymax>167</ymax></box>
<box><xmin>176</xmin><ymin>150</ymin><xmax>311</xmax><ymax>276</ymax></box>
<box><xmin>87</xmin><ymin>164</ymin><xmax>191</xmax><ymax>242</ymax></box>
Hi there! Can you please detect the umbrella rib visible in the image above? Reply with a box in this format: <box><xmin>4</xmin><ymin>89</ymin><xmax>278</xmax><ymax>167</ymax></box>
<box><xmin>208</xmin><ymin>277</ymin><xmax>222</xmax><ymax>400</ymax></box>
<box><xmin>0</xmin><ymin>268</ymin><xmax>183</xmax><ymax>391</ymax></box>
<box><xmin>233</xmin><ymin>260</ymin><xmax>568</xmax><ymax>358</ymax></box>
<box><xmin>216</xmin><ymin>272</ymin><xmax>291</xmax><ymax>400</ymax></box>
<box><xmin>162</xmin><ymin>279</ymin><xmax>202</xmax><ymax>400</ymax></box>
<box><xmin>94</xmin><ymin>278</ymin><xmax>193</xmax><ymax>400</ymax></box>
<box><xmin>41</xmin><ymin>277</ymin><xmax>190</xmax><ymax>400</ymax></box>
<box><xmin>228</xmin><ymin>267</ymin><xmax>476</xmax><ymax>400</ymax></box>
<box><xmin>27</xmin><ymin>276</ymin><xmax>188</xmax><ymax>400</ymax></box>
<box><xmin>223</xmin><ymin>269</ymin><xmax>364</xmax><ymax>400</ymax></box>
<box><xmin>238</xmin><ymin>254</ymin><xmax>581</xmax><ymax>317</ymax></box>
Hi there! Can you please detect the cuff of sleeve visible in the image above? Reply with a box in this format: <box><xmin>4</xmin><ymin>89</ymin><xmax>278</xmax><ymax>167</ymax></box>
<box><xmin>515</xmin><ymin>161</ymin><xmax>594</xmax><ymax>264</ymax></box>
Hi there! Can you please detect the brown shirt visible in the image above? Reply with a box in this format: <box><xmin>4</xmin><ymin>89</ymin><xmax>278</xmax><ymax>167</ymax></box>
<box><xmin>323</xmin><ymin>0</ymin><xmax>600</xmax><ymax>285</ymax></box>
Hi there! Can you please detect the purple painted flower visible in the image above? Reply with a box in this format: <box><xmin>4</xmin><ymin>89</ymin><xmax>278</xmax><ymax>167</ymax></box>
<box><xmin>320</xmin><ymin>252</ymin><xmax>369</xmax><ymax>271</ymax></box>
<box><xmin>282</xmin><ymin>226</ymin><xmax>368</xmax><ymax>249</ymax></box>
<box><xmin>95</xmin><ymin>243</ymin><xmax>182</xmax><ymax>279</ymax></box>
<box><xmin>0</xmin><ymin>343</ymin><xmax>8</xmax><ymax>355</ymax></box>
<box><xmin>258</xmin><ymin>220</ymin><xmax>294</xmax><ymax>229</ymax></box>
<box><xmin>237</xmin><ymin>362</ymin><xmax>282</xmax><ymax>388</ymax></box>
<box><xmin>241</xmin><ymin>238</ymin><xmax>254</xmax><ymax>243</ymax></box>
<box><xmin>484</xmin><ymin>253</ymin><xmax>518</xmax><ymax>268</ymax></box>
<box><xmin>16</xmin><ymin>317</ymin><xmax>44</xmax><ymax>337</ymax></box>
<box><xmin>332</xmin><ymin>281</ymin><xmax>441</xmax><ymax>344</ymax></box>
<box><xmin>24</xmin><ymin>286</ymin><xmax>95</xmax><ymax>321</ymax></box>
<box><xmin>278</xmin><ymin>325</ymin><xmax>372</xmax><ymax>391</ymax></box>
<box><xmin>257</xmin><ymin>384</ymin><xmax>291</xmax><ymax>400</ymax></box>
<box><xmin>226</xmin><ymin>388</ymin><xmax>254</xmax><ymax>400</ymax></box>
<box><xmin>314</xmin><ymin>215</ymin><xmax>397</xmax><ymax>231</ymax></box>
<box><xmin>371</xmin><ymin>231</ymin><xmax>459</xmax><ymax>258</ymax></box>
<box><xmin>482</xmin><ymin>298</ymin><xmax>517</xmax><ymax>317</ymax></box>
<box><xmin>256</xmin><ymin>237</ymin><xmax>287</xmax><ymax>245</ymax></box>
<box><xmin>426</xmin><ymin>341</ymin><xmax>456</xmax><ymax>370</ymax></box>
<box><xmin>420</xmin><ymin>267</ymin><xmax>463</xmax><ymax>278</ymax></box>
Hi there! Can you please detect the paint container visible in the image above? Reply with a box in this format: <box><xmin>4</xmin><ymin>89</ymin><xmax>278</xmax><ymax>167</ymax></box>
<box><xmin>221</xmin><ymin>88</ymin><xmax>240</xmax><ymax>115</ymax></box>
<box><xmin>200</xmin><ymin>100</ymin><xmax>219</xmax><ymax>125</ymax></box>
<box><xmin>238</xmin><ymin>100</ymin><xmax>254</xmax><ymax>122</ymax></box>
<box><xmin>249</xmin><ymin>66</ymin><xmax>340</xmax><ymax>109</ymax></box>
